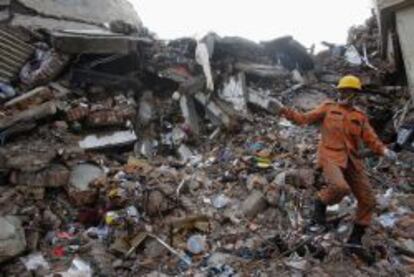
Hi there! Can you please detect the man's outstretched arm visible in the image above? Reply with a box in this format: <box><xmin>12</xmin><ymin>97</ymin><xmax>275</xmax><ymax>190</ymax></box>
<box><xmin>277</xmin><ymin>101</ymin><xmax>330</xmax><ymax>126</ymax></box>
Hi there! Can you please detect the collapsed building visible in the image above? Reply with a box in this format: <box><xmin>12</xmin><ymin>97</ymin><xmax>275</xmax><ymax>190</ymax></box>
<box><xmin>0</xmin><ymin>0</ymin><xmax>414</xmax><ymax>276</ymax></box>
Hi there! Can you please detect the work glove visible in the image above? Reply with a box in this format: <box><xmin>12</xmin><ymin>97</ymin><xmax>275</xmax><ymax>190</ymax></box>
<box><xmin>270</xmin><ymin>99</ymin><xmax>284</xmax><ymax>114</ymax></box>
<box><xmin>384</xmin><ymin>148</ymin><xmax>398</xmax><ymax>162</ymax></box>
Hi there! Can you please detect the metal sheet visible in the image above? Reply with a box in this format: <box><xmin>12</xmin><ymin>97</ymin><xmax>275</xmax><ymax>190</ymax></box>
<box><xmin>0</xmin><ymin>27</ymin><xmax>34</xmax><ymax>84</ymax></box>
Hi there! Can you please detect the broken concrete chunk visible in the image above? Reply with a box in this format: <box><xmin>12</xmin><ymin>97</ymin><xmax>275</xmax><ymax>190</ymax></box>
<box><xmin>0</xmin><ymin>10</ymin><xmax>10</xmax><ymax>22</ymax></box>
<box><xmin>177</xmin><ymin>144</ymin><xmax>193</xmax><ymax>162</ymax></box>
<box><xmin>67</xmin><ymin>163</ymin><xmax>104</xmax><ymax>206</ymax></box>
<box><xmin>178</xmin><ymin>76</ymin><xmax>206</xmax><ymax>95</ymax></box>
<box><xmin>242</xmin><ymin>190</ymin><xmax>268</xmax><ymax>219</ymax></box>
<box><xmin>247</xmin><ymin>88</ymin><xmax>282</xmax><ymax>114</ymax></box>
<box><xmin>66</xmin><ymin>105</ymin><xmax>89</xmax><ymax>122</ymax></box>
<box><xmin>144</xmin><ymin>238</ymin><xmax>168</xmax><ymax>258</ymax></box>
<box><xmin>0</xmin><ymin>101</ymin><xmax>57</xmax><ymax>130</ymax></box>
<box><xmin>11</xmin><ymin>164</ymin><xmax>70</xmax><ymax>188</ymax></box>
<box><xmin>4</xmin><ymin>86</ymin><xmax>53</xmax><ymax>108</ymax></box>
<box><xmin>2</xmin><ymin>141</ymin><xmax>58</xmax><ymax>172</ymax></box>
<box><xmin>261</xmin><ymin>36</ymin><xmax>314</xmax><ymax>71</ymax></box>
<box><xmin>180</xmin><ymin>95</ymin><xmax>201</xmax><ymax>135</ymax></box>
<box><xmin>79</xmin><ymin>130</ymin><xmax>137</xmax><ymax>150</ymax></box>
<box><xmin>214</xmin><ymin>36</ymin><xmax>265</xmax><ymax>62</ymax></box>
<box><xmin>177</xmin><ymin>144</ymin><xmax>194</xmax><ymax>163</ymax></box>
<box><xmin>138</xmin><ymin>90</ymin><xmax>155</xmax><ymax>126</ymax></box>
<box><xmin>16</xmin><ymin>184</ymin><xmax>45</xmax><ymax>200</ymax></box>
<box><xmin>172</xmin><ymin>126</ymin><xmax>188</xmax><ymax>146</ymax></box>
<box><xmin>51</xmin><ymin>31</ymin><xmax>142</xmax><ymax>54</ymax></box>
<box><xmin>396</xmin><ymin>238</ymin><xmax>414</xmax><ymax>256</ymax></box>
<box><xmin>110</xmin><ymin>20</ymin><xmax>138</xmax><ymax>35</ymax></box>
<box><xmin>135</xmin><ymin>138</ymin><xmax>156</xmax><ymax>159</ymax></box>
<box><xmin>264</xmin><ymin>183</ymin><xmax>280</xmax><ymax>207</ymax></box>
<box><xmin>144</xmin><ymin>271</ymin><xmax>169</xmax><ymax>277</ymax></box>
<box><xmin>395</xmin><ymin>214</ymin><xmax>414</xmax><ymax>239</ymax></box>
<box><xmin>291</xmin><ymin>91</ymin><xmax>329</xmax><ymax>111</ymax></box>
<box><xmin>89</xmin><ymin>242</ymin><xmax>115</xmax><ymax>276</ymax></box>
<box><xmin>319</xmin><ymin>74</ymin><xmax>341</xmax><ymax>84</ymax></box>
<box><xmin>194</xmin><ymin>92</ymin><xmax>233</xmax><ymax>129</ymax></box>
<box><xmin>207</xmin><ymin>252</ymin><xmax>241</xmax><ymax>268</ymax></box>
<box><xmin>86</xmin><ymin>109</ymin><xmax>133</xmax><ymax>128</ymax></box>
<box><xmin>246</xmin><ymin>174</ymin><xmax>268</xmax><ymax>191</ymax></box>
<box><xmin>274</xmin><ymin>169</ymin><xmax>315</xmax><ymax>188</ymax></box>
<box><xmin>235</xmin><ymin>62</ymin><xmax>289</xmax><ymax>79</ymax></box>
<box><xmin>0</xmin><ymin>216</ymin><xmax>26</xmax><ymax>263</ymax></box>
<box><xmin>219</xmin><ymin>73</ymin><xmax>248</xmax><ymax>113</ymax></box>
<box><xmin>144</xmin><ymin>190</ymin><xmax>169</xmax><ymax>216</ymax></box>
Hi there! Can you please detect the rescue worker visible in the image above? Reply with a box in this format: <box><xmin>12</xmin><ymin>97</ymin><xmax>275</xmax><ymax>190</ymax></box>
<box><xmin>273</xmin><ymin>75</ymin><xmax>397</xmax><ymax>254</ymax></box>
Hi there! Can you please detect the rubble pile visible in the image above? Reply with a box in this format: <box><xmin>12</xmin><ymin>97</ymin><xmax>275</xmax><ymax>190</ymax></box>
<box><xmin>0</xmin><ymin>1</ymin><xmax>413</xmax><ymax>275</ymax></box>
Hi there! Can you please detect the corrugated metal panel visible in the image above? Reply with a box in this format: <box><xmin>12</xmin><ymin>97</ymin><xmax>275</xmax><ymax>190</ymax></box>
<box><xmin>0</xmin><ymin>27</ymin><xmax>34</xmax><ymax>84</ymax></box>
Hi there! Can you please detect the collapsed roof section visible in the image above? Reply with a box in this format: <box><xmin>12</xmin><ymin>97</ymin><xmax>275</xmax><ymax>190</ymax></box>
<box><xmin>1</xmin><ymin>0</ymin><xmax>143</xmax><ymax>32</ymax></box>
<box><xmin>0</xmin><ymin>0</ymin><xmax>149</xmax><ymax>84</ymax></box>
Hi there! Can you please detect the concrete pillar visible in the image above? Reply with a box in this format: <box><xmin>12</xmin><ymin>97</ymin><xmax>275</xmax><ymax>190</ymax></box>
<box><xmin>396</xmin><ymin>5</ymin><xmax>414</xmax><ymax>100</ymax></box>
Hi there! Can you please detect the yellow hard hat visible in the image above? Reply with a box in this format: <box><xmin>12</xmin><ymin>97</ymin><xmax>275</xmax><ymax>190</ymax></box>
<box><xmin>337</xmin><ymin>75</ymin><xmax>362</xmax><ymax>90</ymax></box>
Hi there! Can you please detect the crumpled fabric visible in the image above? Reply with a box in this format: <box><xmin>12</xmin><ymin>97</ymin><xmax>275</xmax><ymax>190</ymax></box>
<box><xmin>20</xmin><ymin>43</ymin><xmax>70</xmax><ymax>88</ymax></box>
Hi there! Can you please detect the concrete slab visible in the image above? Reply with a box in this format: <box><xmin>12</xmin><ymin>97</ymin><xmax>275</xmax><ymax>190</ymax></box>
<box><xmin>79</xmin><ymin>130</ymin><xmax>137</xmax><ymax>150</ymax></box>
<box><xmin>17</xmin><ymin>0</ymin><xmax>142</xmax><ymax>27</ymax></box>
<box><xmin>51</xmin><ymin>31</ymin><xmax>141</xmax><ymax>54</ymax></box>
<box><xmin>180</xmin><ymin>95</ymin><xmax>201</xmax><ymax>135</ymax></box>
<box><xmin>248</xmin><ymin>88</ymin><xmax>283</xmax><ymax>114</ymax></box>
<box><xmin>11</xmin><ymin>14</ymin><xmax>107</xmax><ymax>32</ymax></box>
<box><xmin>219</xmin><ymin>73</ymin><xmax>248</xmax><ymax>113</ymax></box>
<box><xmin>291</xmin><ymin>91</ymin><xmax>328</xmax><ymax>111</ymax></box>
<box><xmin>0</xmin><ymin>216</ymin><xmax>26</xmax><ymax>263</ymax></box>
<box><xmin>194</xmin><ymin>92</ymin><xmax>233</xmax><ymax>128</ymax></box>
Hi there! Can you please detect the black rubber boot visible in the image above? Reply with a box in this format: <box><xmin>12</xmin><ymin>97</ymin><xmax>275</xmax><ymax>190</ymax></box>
<box><xmin>307</xmin><ymin>199</ymin><xmax>327</xmax><ymax>233</ymax></box>
<box><xmin>345</xmin><ymin>224</ymin><xmax>375</xmax><ymax>265</ymax></box>
<box><xmin>313</xmin><ymin>199</ymin><xmax>327</xmax><ymax>225</ymax></box>
<box><xmin>347</xmin><ymin>224</ymin><xmax>366</xmax><ymax>245</ymax></box>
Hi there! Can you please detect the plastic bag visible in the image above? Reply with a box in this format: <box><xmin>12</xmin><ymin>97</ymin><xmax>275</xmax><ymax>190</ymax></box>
<box><xmin>21</xmin><ymin>253</ymin><xmax>50</xmax><ymax>271</ymax></box>
<box><xmin>50</xmin><ymin>257</ymin><xmax>92</xmax><ymax>277</ymax></box>
<box><xmin>0</xmin><ymin>83</ymin><xmax>16</xmax><ymax>100</ymax></box>
<box><xmin>344</xmin><ymin>45</ymin><xmax>362</xmax><ymax>66</ymax></box>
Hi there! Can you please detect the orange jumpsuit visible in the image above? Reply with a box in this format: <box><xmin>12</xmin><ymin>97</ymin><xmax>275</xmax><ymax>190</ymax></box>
<box><xmin>281</xmin><ymin>101</ymin><xmax>386</xmax><ymax>226</ymax></box>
